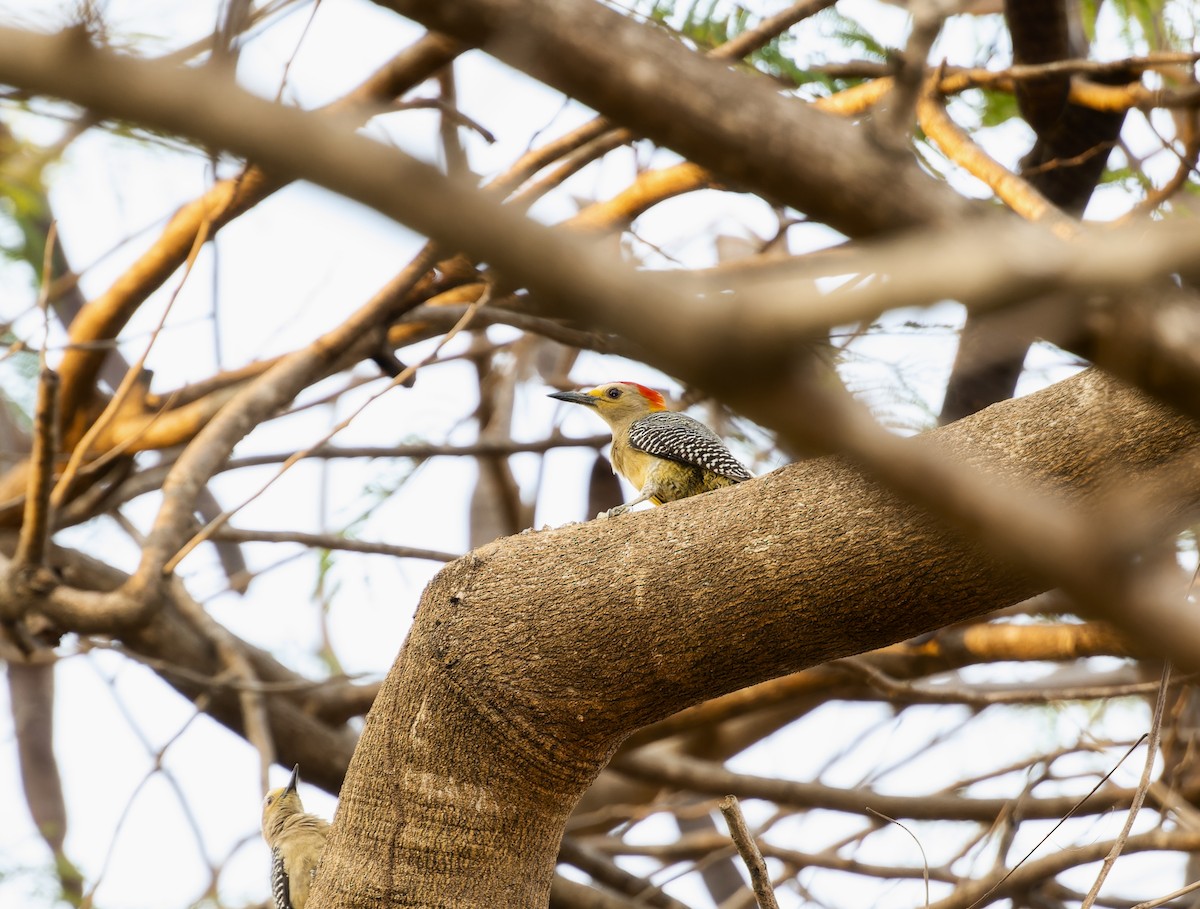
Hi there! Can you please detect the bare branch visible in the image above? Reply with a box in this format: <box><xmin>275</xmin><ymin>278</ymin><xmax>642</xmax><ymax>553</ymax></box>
<box><xmin>719</xmin><ymin>796</ymin><xmax>780</xmax><ymax>909</ymax></box>
<box><xmin>370</xmin><ymin>0</ymin><xmax>973</xmax><ymax>236</ymax></box>
<box><xmin>916</xmin><ymin>65</ymin><xmax>1076</xmax><ymax>234</ymax></box>
<box><xmin>616</xmin><ymin>750</ymin><xmax>1141</xmax><ymax>823</ymax></box>
<box><xmin>1080</xmin><ymin>664</ymin><xmax>1171</xmax><ymax>908</ymax></box>
<box><xmin>47</xmin><ymin>30</ymin><xmax>462</xmax><ymax>446</ymax></box>
<box><xmin>214</xmin><ymin>529</ymin><xmax>459</xmax><ymax>562</ymax></box>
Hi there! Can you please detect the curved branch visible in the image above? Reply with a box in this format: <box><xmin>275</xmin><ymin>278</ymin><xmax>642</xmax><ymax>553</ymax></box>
<box><xmin>311</xmin><ymin>370</ymin><xmax>1200</xmax><ymax>906</ymax></box>
<box><xmin>53</xmin><ymin>31</ymin><xmax>461</xmax><ymax>444</ymax></box>
<box><xmin>370</xmin><ymin>0</ymin><xmax>974</xmax><ymax>237</ymax></box>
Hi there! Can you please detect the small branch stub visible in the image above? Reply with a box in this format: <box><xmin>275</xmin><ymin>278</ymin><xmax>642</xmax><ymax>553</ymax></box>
<box><xmin>719</xmin><ymin>794</ymin><xmax>781</xmax><ymax>909</ymax></box>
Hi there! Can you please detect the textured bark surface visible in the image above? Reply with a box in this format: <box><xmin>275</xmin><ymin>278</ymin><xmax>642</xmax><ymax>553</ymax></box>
<box><xmin>310</xmin><ymin>369</ymin><xmax>1200</xmax><ymax>907</ymax></box>
<box><xmin>373</xmin><ymin>0</ymin><xmax>976</xmax><ymax>238</ymax></box>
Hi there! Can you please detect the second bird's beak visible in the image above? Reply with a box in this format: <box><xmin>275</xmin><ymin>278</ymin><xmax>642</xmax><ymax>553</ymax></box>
<box><xmin>548</xmin><ymin>390</ymin><xmax>597</xmax><ymax>408</ymax></box>
<box><xmin>285</xmin><ymin>764</ymin><xmax>300</xmax><ymax>795</ymax></box>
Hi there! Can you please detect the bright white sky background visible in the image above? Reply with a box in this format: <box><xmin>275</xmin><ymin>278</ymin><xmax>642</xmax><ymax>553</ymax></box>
<box><xmin>0</xmin><ymin>0</ymin><xmax>1192</xmax><ymax>906</ymax></box>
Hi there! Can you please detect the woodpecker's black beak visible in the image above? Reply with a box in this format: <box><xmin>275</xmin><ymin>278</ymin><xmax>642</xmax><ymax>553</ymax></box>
<box><xmin>285</xmin><ymin>764</ymin><xmax>300</xmax><ymax>795</ymax></box>
<box><xmin>548</xmin><ymin>390</ymin><xmax>597</xmax><ymax>408</ymax></box>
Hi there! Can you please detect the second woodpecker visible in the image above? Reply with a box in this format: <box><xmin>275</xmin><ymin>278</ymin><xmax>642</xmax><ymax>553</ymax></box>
<box><xmin>262</xmin><ymin>765</ymin><xmax>330</xmax><ymax>909</ymax></box>
<box><xmin>550</xmin><ymin>381</ymin><xmax>752</xmax><ymax>517</ymax></box>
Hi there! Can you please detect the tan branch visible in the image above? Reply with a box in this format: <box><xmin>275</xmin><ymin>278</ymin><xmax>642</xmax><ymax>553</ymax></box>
<box><xmin>812</xmin><ymin>77</ymin><xmax>895</xmax><ymax>115</ymax></box>
<box><xmin>564</xmin><ymin>162</ymin><xmax>716</xmax><ymax>232</ymax></box>
<box><xmin>13</xmin><ymin>366</ymin><xmax>58</xmax><ymax>575</ymax></box>
<box><xmin>52</xmin><ymin>213</ymin><xmax>212</xmax><ymax>508</ymax></box>
<box><xmin>916</xmin><ymin>66</ymin><xmax>1077</xmax><ymax>234</ymax></box>
<box><xmin>53</xmin><ymin>31</ymin><xmax>462</xmax><ymax>445</ymax></box>
<box><xmin>13</xmin><ymin>221</ymin><xmax>61</xmax><ymax>577</ymax></box>
<box><xmin>56</xmin><ymin>167</ymin><xmax>278</xmax><ymax>445</ymax></box>
<box><xmin>132</xmin><ymin>242</ymin><xmax>440</xmax><ymax>588</ymax></box>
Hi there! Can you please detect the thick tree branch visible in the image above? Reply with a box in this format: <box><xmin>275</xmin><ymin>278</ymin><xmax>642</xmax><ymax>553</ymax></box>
<box><xmin>311</xmin><ymin>369</ymin><xmax>1200</xmax><ymax>906</ymax></box>
<box><xmin>2</xmin><ymin>27</ymin><xmax>1198</xmax><ymax>402</ymax></box>
<box><xmin>368</xmin><ymin>0</ymin><xmax>977</xmax><ymax>237</ymax></box>
<box><xmin>4</xmin><ymin>31</ymin><xmax>1200</xmax><ymax>661</ymax></box>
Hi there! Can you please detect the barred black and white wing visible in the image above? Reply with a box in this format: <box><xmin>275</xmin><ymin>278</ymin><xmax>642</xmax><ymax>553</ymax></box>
<box><xmin>627</xmin><ymin>411</ymin><xmax>752</xmax><ymax>482</ymax></box>
<box><xmin>271</xmin><ymin>847</ymin><xmax>292</xmax><ymax>909</ymax></box>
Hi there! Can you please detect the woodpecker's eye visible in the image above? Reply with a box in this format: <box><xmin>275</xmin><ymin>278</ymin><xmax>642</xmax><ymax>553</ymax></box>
<box><xmin>606</xmin><ymin>387</ymin><xmax>621</xmax><ymax>399</ymax></box>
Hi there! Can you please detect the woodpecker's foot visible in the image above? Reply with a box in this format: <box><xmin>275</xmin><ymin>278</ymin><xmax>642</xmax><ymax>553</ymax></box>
<box><xmin>600</xmin><ymin>504</ymin><xmax>630</xmax><ymax>519</ymax></box>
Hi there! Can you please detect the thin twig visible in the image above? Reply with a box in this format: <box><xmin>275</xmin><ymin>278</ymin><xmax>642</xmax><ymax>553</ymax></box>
<box><xmin>273</xmin><ymin>0</ymin><xmax>321</xmax><ymax>104</ymax></box>
<box><xmin>213</xmin><ymin>528</ymin><xmax>459</xmax><ymax>562</ymax></box>
<box><xmin>170</xmin><ymin>579</ymin><xmax>276</xmax><ymax>791</ymax></box>
<box><xmin>388</xmin><ymin>96</ymin><xmax>497</xmax><ymax>143</ymax></box>
<box><xmin>51</xmin><ymin>216</ymin><xmax>212</xmax><ymax>508</ymax></box>
<box><xmin>964</xmin><ymin>735</ymin><xmax>1149</xmax><ymax>909</ymax></box>
<box><xmin>712</xmin><ymin>0</ymin><xmax>838</xmax><ymax>62</ymax></box>
<box><xmin>78</xmin><ymin>638</ymin><xmax>375</xmax><ymax>693</ymax></box>
<box><xmin>1130</xmin><ymin>877</ymin><xmax>1200</xmax><ymax>909</ymax></box>
<box><xmin>80</xmin><ymin>661</ymin><xmax>217</xmax><ymax>906</ymax></box>
<box><xmin>1080</xmin><ymin>662</ymin><xmax>1171</xmax><ymax>908</ymax></box>
<box><xmin>163</xmin><ymin>283</ymin><xmax>490</xmax><ymax>573</ymax></box>
<box><xmin>719</xmin><ymin>795</ymin><xmax>780</xmax><ymax>909</ymax></box>
<box><xmin>866</xmin><ymin>807</ymin><xmax>930</xmax><ymax>907</ymax></box>
<box><xmin>835</xmin><ymin>655</ymin><xmax>1187</xmax><ymax>706</ymax></box>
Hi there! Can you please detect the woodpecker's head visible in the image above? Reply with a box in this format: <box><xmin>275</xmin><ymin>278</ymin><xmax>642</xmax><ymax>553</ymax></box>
<box><xmin>262</xmin><ymin>764</ymin><xmax>304</xmax><ymax>840</ymax></box>
<box><xmin>549</xmin><ymin>381</ymin><xmax>667</xmax><ymax>429</ymax></box>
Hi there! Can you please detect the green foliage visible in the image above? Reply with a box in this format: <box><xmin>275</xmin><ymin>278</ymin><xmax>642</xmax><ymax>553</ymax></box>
<box><xmin>1079</xmin><ymin>0</ymin><xmax>1100</xmax><ymax>41</ymax></box>
<box><xmin>818</xmin><ymin>7</ymin><xmax>889</xmax><ymax>61</ymax></box>
<box><xmin>1106</xmin><ymin>0</ymin><xmax>1172</xmax><ymax>50</ymax></box>
<box><xmin>0</xmin><ymin>331</ymin><xmax>39</xmax><ymax>424</ymax></box>
<box><xmin>640</xmin><ymin>0</ymin><xmax>879</xmax><ymax>91</ymax></box>
<box><xmin>1101</xmin><ymin>162</ymin><xmax>1154</xmax><ymax>193</ymax></box>
<box><xmin>972</xmin><ymin>88</ymin><xmax>1022</xmax><ymax>129</ymax></box>
<box><xmin>0</xmin><ymin>140</ymin><xmax>53</xmax><ymax>278</ymax></box>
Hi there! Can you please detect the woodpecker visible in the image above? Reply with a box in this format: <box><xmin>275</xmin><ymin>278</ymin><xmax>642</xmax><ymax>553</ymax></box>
<box><xmin>549</xmin><ymin>381</ymin><xmax>752</xmax><ymax>517</ymax></box>
<box><xmin>261</xmin><ymin>765</ymin><xmax>330</xmax><ymax>909</ymax></box>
